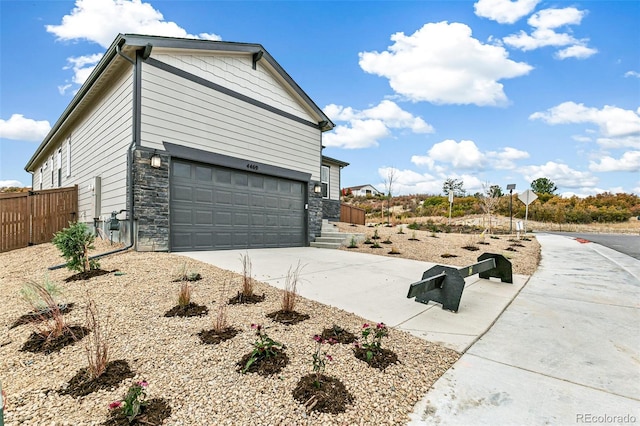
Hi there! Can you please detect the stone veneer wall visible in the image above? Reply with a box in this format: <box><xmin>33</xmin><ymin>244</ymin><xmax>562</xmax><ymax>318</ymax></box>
<box><xmin>308</xmin><ymin>181</ymin><xmax>323</xmax><ymax>242</ymax></box>
<box><xmin>133</xmin><ymin>149</ymin><xmax>169</xmax><ymax>251</ymax></box>
<box><xmin>322</xmin><ymin>199</ymin><xmax>341</xmax><ymax>221</ymax></box>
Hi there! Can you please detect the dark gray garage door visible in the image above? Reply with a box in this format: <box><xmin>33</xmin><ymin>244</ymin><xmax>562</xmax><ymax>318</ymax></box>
<box><xmin>170</xmin><ymin>160</ymin><xmax>306</xmax><ymax>251</ymax></box>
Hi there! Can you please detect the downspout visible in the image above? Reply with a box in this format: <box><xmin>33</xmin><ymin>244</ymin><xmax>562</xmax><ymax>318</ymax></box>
<box><xmin>48</xmin><ymin>41</ymin><xmax>141</xmax><ymax>270</ymax></box>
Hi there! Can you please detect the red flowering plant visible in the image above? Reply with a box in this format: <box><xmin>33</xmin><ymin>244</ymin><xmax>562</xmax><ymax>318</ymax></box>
<box><xmin>311</xmin><ymin>334</ymin><xmax>337</xmax><ymax>388</ymax></box>
<box><xmin>356</xmin><ymin>322</ymin><xmax>389</xmax><ymax>362</ymax></box>
<box><xmin>108</xmin><ymin>380</ymin><xmax>149</xmax><ymax>423</ymax></box>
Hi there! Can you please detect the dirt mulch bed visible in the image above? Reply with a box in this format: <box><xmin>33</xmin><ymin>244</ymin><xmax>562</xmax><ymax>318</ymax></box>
<box><xmin>64</xmin><ymin>269</ymin><xmax>115</xmax><ymax>282</ymax></box>
<box><xmin>237</xmin><ymin>348</ymin><xmax>289</xmax><ymax>376</ymax></box>
<box><xmin>228</xmin><ymin>292</ymin><xmax>266</xmax><ymax>305</ymax></box>
<box><xmin>320</xmin><ymin>326</ymin><xmax>357</xmax><ymax>344</ymax></box>
<box><xmin>10</xmin><ymin>303</ymin><xmax>75</xmax><ymax>329</ymax></box>
<box><xmin>20</xmin><ymin>326</ymin><xmax>89</xmax><ymax>354</ymax></box>
<box><xmin>266</xmin><ymin>309</ymin><xmax>310</xmax><ymax>325</ymax></box>
<box><xmin>353</xmin><ymin>347</ymin><xmax>400</xmax><ymax>371</ymax></box>
<box><xmin>292</xmin><ymin>374</ymin><xmax>354</xmax><ymax>414</ymax></box>
<box><xmin>163</xmin><ymin>302</ymin><xmax>209</xmax><ymax>318</ymax></box>
<box><xmin>197</xmin><ymin>327</ymin><xmax>240</xmax><ymax>345</ymax></box>
<box><xmin>60</xmin><ymin>359</ymin><xmax>135</xmax><ymax>398</ymax></box>
<box><xmin>103</xmin><ymin>398</ymin><xmax>172</xmax><ymax>426</ymax></box>
<box><xmin>461</xmin><ymin>245</ymin><xmax>480</xmax><ymax>251</ymax></box>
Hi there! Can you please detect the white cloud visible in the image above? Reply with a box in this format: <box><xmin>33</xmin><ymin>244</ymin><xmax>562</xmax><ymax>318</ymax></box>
<box><xmin>589</xmin><ymin>151</ymin><xmax>640</xmax><ymax>172</ymax></box>
<box><xmin>411</xmin><ymin>140</ymin><xmax>529</xmax><ymax>171</ymax></box>
<box><xmin>376</xmin><ymin>167</ymin><xmax>442</xmax><ymax>195</ymax></box>
<box><xmin>46</xmin><ymin>0</ymin><xmax>221</xmax><ymax>49</ymax></box>
<box><xmin>530</xmin><ymin>102</ymin><xmax>640</xmax><ymax>144</ymax></box>
<box><xmin>625</xmin><ymin>71</ymin><xmax>640</xmax><ymax>78</ymax></box>
<box><xmin>0</xmin><ymin>114</ymin><xmax>51</xmax><ymax>141</ymax></box>
<box><xmin>47</xmin><ymin>0</ymin><xmax>222</xmax><ymax>94</ymax></box>
<box><xmin>521</xmin><ymin>161</ymin><xmax>598</xmax><ymax>188</ymax></box>
<box><xmin>323</xmin><ymin>120</ymin><xmax>389</xmax><ymax>149</ymax></box>
<box><xmin>323</xmin><ymin>100</ymin><xmax>433</xmax><ymax>149</ymax></box>
<box><xmin>358</xmin><ymin>22</ymin><xmax>533</xmax><ymax>106</ymax></box>
<box><xmin>572</xmin><ymin>135</ymin><xmax>592</xmax><ymax>143</ymax></box>
<box><xmin>58</xmin><ymin>53</ymin><xmax>104</xmax><ymax>94</ymax></box>
<box><xmin>503</xmin><ymin>7</ymin><xmax>596</xmax><ymax>59</ymax></box>
<box><xmin>555</xmin><ymin>45</ymin><xmax>598</xmax><ymax>60</ymax></box>
<box><xmin>595</xmin><ymin>135</ymin><xmax>640</xmax><ymax>150</ymax></box>
<box><xmin>474</xmin><ymin>0</ymin><xmax>540</xmax><ymax>24</ymax></box>
<box><xmin>0</xmin><ymin>180</ymin><xmax>25</xmax><ymax>188</ymax></box>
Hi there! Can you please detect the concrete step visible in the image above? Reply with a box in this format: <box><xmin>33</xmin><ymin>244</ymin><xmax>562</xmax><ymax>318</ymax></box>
<box><xmin>310</xmin><ymin>241</ymin><xmax>342</xmax><ymax>249</ymax></box>
<box><xmin>314</xmin><ymin>236</ymin><xmax>346</xmax><ymax>244</ymax></box>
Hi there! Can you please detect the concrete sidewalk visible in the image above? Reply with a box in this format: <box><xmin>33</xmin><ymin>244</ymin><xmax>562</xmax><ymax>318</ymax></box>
<box><xmin>410</xmin><ymin>233</ymin><xmax>640</xmax><ymax>425</ymax></box>
<box><xmin>179</xmin><ymin>248</ymin><xmax>529</xmax><ymax>352</ymax></box>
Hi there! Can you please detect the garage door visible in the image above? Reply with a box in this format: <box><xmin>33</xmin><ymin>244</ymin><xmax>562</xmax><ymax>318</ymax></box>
<box><xmin>170</xmin><ymin>160</ymin><xmax>306</xmax><ymax>251</ymax></box>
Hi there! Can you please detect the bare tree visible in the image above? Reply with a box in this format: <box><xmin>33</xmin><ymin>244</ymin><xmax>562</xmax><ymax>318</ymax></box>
<box><xmin>479</xmin><ymin>181</ymin><xmax>500</xmax><ymax>232</ymax></box>
<box><xmin>382</xmin><ymin>168</ymin><xmax>397</xmax><ymax>225</ymax></box>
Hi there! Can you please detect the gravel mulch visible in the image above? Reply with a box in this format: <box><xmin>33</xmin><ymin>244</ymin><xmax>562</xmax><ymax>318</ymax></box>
<box><xmin>0</xmin><ymin>241</ymin><xmax>459</xmax><ymax>425</ymax></box>
<box><xmin>337</xmin><ymin>223</ymin><xmax>541</xmax><ymax>276</ymax></box>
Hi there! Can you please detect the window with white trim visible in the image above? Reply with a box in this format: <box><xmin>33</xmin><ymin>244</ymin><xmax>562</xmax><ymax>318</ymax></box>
<box><xmin>57</xmin><ymin>148</ymin><xmax>62</xmax><ymax>187</ymax></box>
<box><xmin>321</xmin><ymin>165</ymin><xmax>329</xmax><ymax>199</ymax></box>
<box><xmin>66</xmin><ymin>139</ymin><xmax>71</xmax><ymax>177</ymax></box>
<box><xmin>51</xmin><ymin>155</ymin><xmax>54</xmax><ymax>188</ymax></box>
<box><xmin>39</xmin><ymin>167</ymin><xmax>43</xmax><ymax>190</ymax></box>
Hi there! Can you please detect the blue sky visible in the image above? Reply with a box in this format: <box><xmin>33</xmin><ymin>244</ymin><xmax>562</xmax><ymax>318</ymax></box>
<box><xmin>1</xmin><ymin>0</ymin><xmax>638</xmax><ymax>197</ymax></box>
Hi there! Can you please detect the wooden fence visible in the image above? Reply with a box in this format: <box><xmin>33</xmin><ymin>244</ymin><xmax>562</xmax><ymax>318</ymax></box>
<box><xmin>0</xmin><ymin>186</ymin><xmax>78</xmax><ymax>253</ymax></box>
<box><xmin>340</xmin><ymin>204</ymin><xmax>365</xmax><ymax>225</ymax></box>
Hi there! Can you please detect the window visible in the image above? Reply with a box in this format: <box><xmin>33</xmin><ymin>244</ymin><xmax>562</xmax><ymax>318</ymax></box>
<box><xmin>66</xmin><ymin>139</ymin><xmax>71</xmax><ymax>177</ymax></box>
<box><xmin>321</xmin><ymin>165</ymin><xmax>329</xmax><ymax>198</ymax></box>
<box><xmin>51</xmin><ymin>155</ymin><xmax>54</xmax><ymax>187</ymax></box>
<box><xmin>56</xmin><ymin>148</ymin><xmax>62</xmax><ymax>187</ymax></box>
<box><xmin>39</xmin><ymin>167</ymin><xmax>43</xmax><ymax>190</ymax></box>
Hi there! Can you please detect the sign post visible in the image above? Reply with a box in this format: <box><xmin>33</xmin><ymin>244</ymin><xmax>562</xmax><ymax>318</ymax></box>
<box><xmin>517</xmin><ymin>189</ymin><xmax>538</xmax><ymax>234</ymax></box>
<box><xmin>448</xmin><ymin>191</ymin><xmax>454</xmax><ymax>225</ymax></box>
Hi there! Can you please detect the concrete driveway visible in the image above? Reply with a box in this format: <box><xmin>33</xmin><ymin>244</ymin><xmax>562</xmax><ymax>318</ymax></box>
<box><xmin>178</xmin><ymin>247</ymin><xmax>529</xmax><ymax>353</ymax></box>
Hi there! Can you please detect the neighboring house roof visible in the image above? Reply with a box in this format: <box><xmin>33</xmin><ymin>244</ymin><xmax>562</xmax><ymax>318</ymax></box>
<box><xmin>25</xmin><ymin>33</ymin><xmax>335</xmax><ymax>172</ymax></box>
<box><xmin>348</xmin><ymin>184</ymin><xmax>381</xmax><ymax>192</ymax></box>
<box><xmin>322</xmin><ymin>155</ymin><xmax>349</xmax><ymax>167</ymax></box>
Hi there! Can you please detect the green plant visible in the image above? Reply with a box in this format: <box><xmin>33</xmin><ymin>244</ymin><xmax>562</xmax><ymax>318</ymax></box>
<box><xmin>109</xmin><ymin>380</ymin><xmax>148</xmax><ymax>423</ymax></box>
<box><xmin>407</xmin><ymin>221</ymin><xmax>420</xmax><ymax>230</ymax></box>
<box><xmin>348</xmin><ymin>236</ymin><xmax>358</xmax><ymax>248</ymax></box>
<box><xmin>242</xmin><ymin>324</ymin><xmax>284</xmax><ymax>373</ymax></box>
<box><xmin>174</xmin><ymin>262</ymin><xmax>201</xmax><ymax>282</ymax></box>
<box><xmin>356</xmin><ymin>322</ymin><xmax>389</xmax><ymax>362</ymax></box>
<box><xmin>52</xmin><ymin>222</ymin><xmax>99</xmax><ymax>273</ymax></box>
<box><xmin>364</xmin><ymin>236</ymin><xmax>372</xmax><ymax>244</ymax></box>
<box><xmin>397</xmin><ymin>227</ymin><xmax>405</xmax><ymax>234</ymax></box>
<box><xmin>372</xmin><ymin>229</ymin><xmax>380</xmax><ymax>239</ymax></box>
<box><xmin>282</xmin><ymin>262</ymin><xmax>303</xmax><ymax>312</ymax></box>
<box><xmin>311</xmin><ymin>335</ymin><xmax>337</xmax><ymax>388</ymax></box>
<box><xmin>371</xmin><ymin>240</ymin><xmax>381</xmax><ymax>248</ymax></box>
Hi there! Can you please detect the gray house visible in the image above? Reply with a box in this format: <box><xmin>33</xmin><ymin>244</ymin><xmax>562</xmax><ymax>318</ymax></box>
<box><xmin>25</xmin><ymin>34</ymin><xmax>347</xmax><ymax>252</ymax></box>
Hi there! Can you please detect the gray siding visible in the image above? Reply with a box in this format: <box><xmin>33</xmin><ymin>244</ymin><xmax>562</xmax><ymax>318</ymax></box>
<box><xmin>30</xmin><ymin>69</ymin><xmax>133</xmax><ymax>223</ymax></box>
<box><xmin>329</xmin><ymin>163</ymin><xmax>340</xmax><ymax>200</ymax></box>
<box><xmin>139</xmin><ymin>60</ymin><xmax>321</xmax><ymax>181</ymax></box>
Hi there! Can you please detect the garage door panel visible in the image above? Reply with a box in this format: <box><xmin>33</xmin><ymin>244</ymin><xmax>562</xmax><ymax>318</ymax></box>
<box><xmin>171</xmin><ymin>160</ymin><xmax>305</xmax><ymax>251</ymax></box>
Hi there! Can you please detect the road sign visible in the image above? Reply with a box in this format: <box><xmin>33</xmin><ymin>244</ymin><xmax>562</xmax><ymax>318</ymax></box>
<box><xmin>517</xmin><ymin>190</ymin><xmax>538</xmax><ymax>234</ymax></box>
<box><xmin>518</xmin><ymin>189</ymin><xmax>538</xmax><ymax>206</ymax></box>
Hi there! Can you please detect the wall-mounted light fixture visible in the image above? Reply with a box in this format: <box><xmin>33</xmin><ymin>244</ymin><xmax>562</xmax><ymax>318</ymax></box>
<box><xmin>313</xmin><ymin>183</ymin><xmax>322</xmax><ymax>194</ymax></box>
<box><xmin>150</xmin><ymin>152</ymin><xmax>162</xmax><ymax>169</ymax></box>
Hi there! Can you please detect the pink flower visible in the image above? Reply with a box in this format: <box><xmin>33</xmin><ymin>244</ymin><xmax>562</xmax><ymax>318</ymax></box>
<box><xmin>354</xmin><ymin>342</ymin><xmax>361</xmax><ymax>348</ymax></box>
<box><xmin>251</xmin><ymin>323</ymin><xmax>262</xmax><ymax>331</ymax></box>
<box><xmin>137</xmin><ymin>380</ymin><xmax>148</xmax><ymax>388</ymax></box>
<box><xmin>376</xmin><ymin>322</ymin><xmax>386</xmax><ymax>329</ymax></box>
<box><xmin>109</xmin><ymin>401</ymin><xmax>122</xmax><ymax>410</ymax></box>
<box><xmin>326</xmin><ymin>355</ymin><xmax>333</xmax><ymax>361</ymax></box>
<box><xmin>327</xmin><ymin>338</ymin><xmax>338</xmax><ymax>345</ymax></box>
<box><xmin>313</xmin><ymin>335</ymin><xmax>323</xmax><ymax>343</ymax></box>
<box><xmin>362</xmin><ymin>323</ymin><xmax>370</xmax><ymax>328</ymax></box>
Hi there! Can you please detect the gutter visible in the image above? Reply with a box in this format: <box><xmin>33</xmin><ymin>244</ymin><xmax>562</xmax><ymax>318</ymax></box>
<box><xmin>48</xmin><ymin>38</ymin><xmax>151</xmax><ymax>270</ymax></box>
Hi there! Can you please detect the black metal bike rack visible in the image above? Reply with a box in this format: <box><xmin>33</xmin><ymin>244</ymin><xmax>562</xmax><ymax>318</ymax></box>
<box><xmin>406</xmin><ymin>253</ymin><xmax>513</xmax><ymax>312</ymax></box>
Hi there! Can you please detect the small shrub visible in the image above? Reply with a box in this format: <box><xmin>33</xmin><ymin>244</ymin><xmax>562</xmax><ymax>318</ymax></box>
<box><xmin>242</xmin><ymin>324</ymin><xmax>284</xmax><ymax>373</ymax></box>
<box><xmin>173</xmin><ymin>262</ymin><xmax>201</xmax><ymax>282</ymax></box>
<box><xmin>382</xmin><ymin>235</ymin><xmax>392</xmax><ymax>244</ymax></box>
<box><xmin>20</xmin><ymin>276</ymin><xmax>62</xmax><ymax>312</ymax></box>
<box><xmin>213</xmin><ymin>277</ymin><xmax>231</xmax><ymax>333</ymax></box>
<box><xmin>355</xmin><ymin>322</ymin><xmax>389</xmax><ymax>362</ymax></box>
<box><xmin>407</xmin><ymin>221</ymin><xmax>420</xmax><ymax>230</ymax></box>
<box><xmin>282</xmin><ymin>262</ymin><xmax>303</xmax><ymax>312</ymax></box>
<box><xmin>371</xmin><ymin>240</ymin><xmax>381</xmax><ymax>249</ymax></box>
<box><xmin>389</xmin><ymin>247</ymin><xmax>401</xmax><ymax>255</ymax></box>
<box><xmin>109</xmin><ymin>380</ymin><xmax>148</xmax><ymax>423</ymax></box>
<box><xmin>363</xmin><ymin>236</ymin><xmax>373</xmax><ymax>245</ymax></box>
<box><xmin>347</xmin><ymin>236</ymin><xmax>358</xmax><ymax>248</ymax></box>
<box><xmin>372</xmin><ymin>229</ymin><xmax>380</xmax><ymax>240</ymax></box>
<box><xmin>52</xmin><ymin>222</ymin><xmax>99</xmax><ymax>273</ymax></box>
<box><xmin>23</xmin><ymin>280</ymin><xmax>68</xmax><ymax>341</ymax></box>
<box><xmin>84</xmin><ymin>296</ymin><xmax>111</xmax><ymax>380</ymax></box>
<box><xmin>397</xmin><ymin>227</ymin><xmax>405</xmax><ymax>234</ymax></box>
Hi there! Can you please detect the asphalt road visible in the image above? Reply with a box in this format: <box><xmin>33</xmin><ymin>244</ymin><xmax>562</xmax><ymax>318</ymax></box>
<box><xmin>545</xmin><ymin>231</ymin><xmax>640</xmax><ymax>260</ymax></box>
